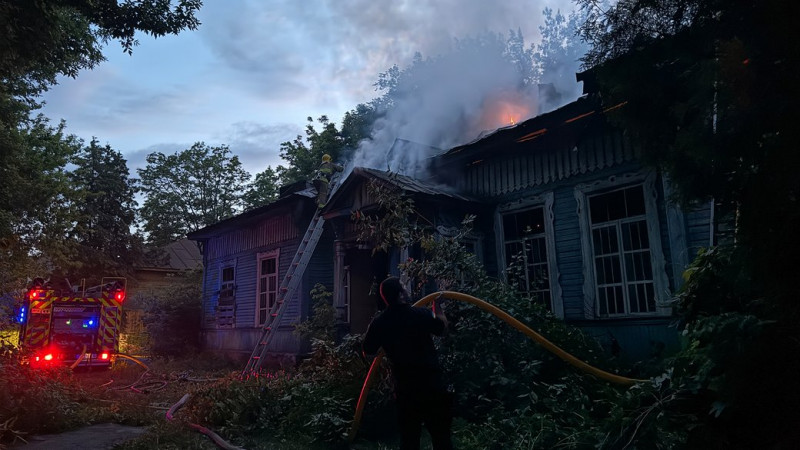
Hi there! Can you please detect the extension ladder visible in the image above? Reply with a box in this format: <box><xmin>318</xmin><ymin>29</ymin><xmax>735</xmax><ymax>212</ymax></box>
<box><xmin>241</xmin><ymin>178</ymin><xmax>338</xmax><ymax>377</ymax></box>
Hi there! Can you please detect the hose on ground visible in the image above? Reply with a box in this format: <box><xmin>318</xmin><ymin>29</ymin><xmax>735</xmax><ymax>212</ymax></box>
<box><xmin>348</xmin><ymin>291</ymin><xmax>649</xmax><ymax>442</ymax></box>
<box><xmin>69</xmin><ymin>345</ymin><xmax>87</xmax><ymax>369</ymax></box>
<box><xmin>115</xmin><ymin>353</ymin><xmax>150</xmax><ymax>370</ymax></box>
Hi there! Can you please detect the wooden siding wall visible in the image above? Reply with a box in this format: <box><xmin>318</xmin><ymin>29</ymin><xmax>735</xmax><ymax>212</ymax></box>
<box><xmin>463</xmin><ymin>121</ymin><xmax>701</xmax><ymax>361</ymax></box>
<box><xmin>199</xmin><ymin>213</ymin><xmax>313</xmax><ymax>355</ymax></box>
<box><xmin>204</xmin><ymin>215</ymin><xmax>299</xmax><ymax>261</ymax></box>
<box><xmin>460</xmin><ymin>130</ymin><xmax>633</xmax><ymax>197</ymax></box>
<box><xmin>685</xmin><ymin>201</ymin><xmax>714</xmax><ymax>256</ymax></box>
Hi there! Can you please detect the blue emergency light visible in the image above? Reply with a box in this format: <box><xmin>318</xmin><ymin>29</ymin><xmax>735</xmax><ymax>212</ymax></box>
<box><xmin>18</xmin><ymin>306</ymin><xmax>25</xmax><ymax>323</ymax></box>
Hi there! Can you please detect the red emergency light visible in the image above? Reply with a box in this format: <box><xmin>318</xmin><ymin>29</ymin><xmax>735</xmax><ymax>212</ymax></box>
<box><xmin>33</xmin><ymin>352</ymin><xmax>57</xmax><ymax>366</ymax></box>
<box><xmin>114</xmin><ymin>289</ymin><xmax>125</xmax><ymax>302</ymax></box>
<box><xmin>100</xmin><ymin>353</ymin><xmax>109</xmax><ymax>360</ymax></box>
<box><xmin>28</xmin><ymin>289</ymin><xmax>45</xmax><ymax>300</ymax></box>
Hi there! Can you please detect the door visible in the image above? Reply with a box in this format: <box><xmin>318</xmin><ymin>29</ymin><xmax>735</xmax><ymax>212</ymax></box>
<box><xmin>345</xmin><ymin>249</ymin><xmax>389</xmax><ymax>333</ymax></box>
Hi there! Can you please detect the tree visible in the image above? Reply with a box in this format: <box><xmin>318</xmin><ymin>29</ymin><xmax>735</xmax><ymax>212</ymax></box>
<box><xmin>0</xmin><ymin>0</ymin><xmax>201</xmax><ymax>289</ymax></box>
<box><xmin>0</xmin><ymin>1</ymin><xmax>201</xmax><ymax>101</ymax></box>
<box><xmin>577</xmin><ymin>0</ymin><xmax>800</xmax><ymax>446</ymax></box>
<box><xmin>0</xmin><ymin>115</ymin><xmax>82</xmax><ymax>291</ymax></box>
<box><xmin>138</xmin><ymin>143</ymin><xmax>250</xmax><ymax>247</ymax></box>
<box><xmin>340</xmin><ymin>103</ymin><xmax>380</xmax><ymax>160</ymax></box>
<box><xmin>532</xmin><ymin>8</ymin><xmax>588</xmax><ymax>110</ymax></box>
<box><xmin>242</xmin><ymin>166</ymin><xmax>280</xmax><ymax>210</ymax></box>
<box><xmin>63</xmin><ymin>138</ymin><xmax>143</xmax><ymax>284</ymax></box>
<box><xmin>277</xmin><ymin>116</ymin><xmax>345</xmax><ymax>185</ymax></box>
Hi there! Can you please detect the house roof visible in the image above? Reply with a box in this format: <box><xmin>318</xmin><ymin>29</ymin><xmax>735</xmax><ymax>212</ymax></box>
<box><xmin>137</xmin><ymin>238</ymin><xmax>202</xmax><ymax>272</ymax></box>
<box><xmin>164</xmin><ymin>239</ymin><xmax>203</xmax><ymax>270</ymax></box>
<box><xmin>325</xmin><ymin>166</ymin><xmax>478</xmax><ymax>211</ymax></box>
<box><xmin>187</xmin><ymin>187</ymin><xmax>314</xmax><ymax>240</ymax></box>
<box><xmin>358</xmin><ymin>167</ymin><xmax>477</xmax><ymax>201</ymax></box>
<box><xmin>440</xmin><ymin>95</ymin><xmax>610</xmax><ymax>161</ymax></box>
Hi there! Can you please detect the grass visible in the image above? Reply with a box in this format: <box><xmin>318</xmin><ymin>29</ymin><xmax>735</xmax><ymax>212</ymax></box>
<box><xmin>0</xmin><ymin>352</ymin><xmax>247</xmax><ymax>449</ymax></box>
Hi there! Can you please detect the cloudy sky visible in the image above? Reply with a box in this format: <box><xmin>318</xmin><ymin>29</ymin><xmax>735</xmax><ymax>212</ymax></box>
<box><xmin>40</xmin><ymin>0</ymin><xmax>579</xmax><ymax>177</ymax></box>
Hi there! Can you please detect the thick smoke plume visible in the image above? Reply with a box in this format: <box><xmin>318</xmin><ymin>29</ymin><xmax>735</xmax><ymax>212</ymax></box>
<box><xmin>344</xmin><ymin>12</ymin><xmax>587</xmax><ymax>181</ymax></box>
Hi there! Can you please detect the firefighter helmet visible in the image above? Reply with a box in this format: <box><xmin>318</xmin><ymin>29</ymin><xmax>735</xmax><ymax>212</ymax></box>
<box><xmin>322</xmin><ymin>154</ymin><xmax>332</xmax><ymax>162</ymax></box>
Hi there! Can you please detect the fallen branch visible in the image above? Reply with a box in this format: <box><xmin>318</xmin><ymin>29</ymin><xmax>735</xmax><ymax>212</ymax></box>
<box><xmin>166</xmin><ymin>393</ymin><xmax>245</xmax><ymax>450</ymax></box>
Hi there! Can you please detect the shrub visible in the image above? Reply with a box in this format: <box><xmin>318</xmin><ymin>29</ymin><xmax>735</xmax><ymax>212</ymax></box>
<box><xmin>141</xmin><ymin>270</ymin><xmax>203</xmax><ymax>358</ymax></box>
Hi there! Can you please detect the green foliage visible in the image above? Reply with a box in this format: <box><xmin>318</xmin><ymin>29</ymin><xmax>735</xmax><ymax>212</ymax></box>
<box><xmin>0</xmin><ymin>1</ymin><xmax>200</xmax><ymax>93</ymax></box>
<box><xmin>353</xmin><ymin>178</ymin><xmax>425</xmax><ymax>254</ymax></box>
<box><xmin>0</xmin><ymin>116</ymin><xmax>82</xmax><ymax>292</ymax></box>
<box><xmin>294</xmin><ymin>284</ymin><xmax>338</xmax><ymax>345</ymax></box>
<box><xmin>0</xmin><ymin>362</ymin><xmax>93</xmax><ymax>443</ymax></box>
<box><xmin>577</xmin><ymin>0</ymin><xmax>800</xmax><ymax>304</ymax></box>
<box><xmin>60</xmin><ymin>138</ymin><xmax>144</xmax><ymax>284</ymax></box>
<box><xmin>137</xmin><ymin>143</ymin><xmax>251</xmax><ymax>246</ymax></box>
<box><xmin>660</xmin><ymin>248</ymin><xmax>800</xmax><ymax>448</ymax></box>
<box><xmin>141</xmin><ymin>271</ymin><xmax>203</xmax><ymax>358</ymax></box>
<box><xmin>578</xmin><ymin>1</ymin><xmax>800</xmax><ymax>445</ymax></box>
<box><xmin>242</xmin><ymin>166</ymin><xmax>280</xmax><ymax>210</ymax></box>
<box><xmin>0</xmin><ymin>1</ymin><xmax>200</xmax><ymax>291</ymax></box>
<box><xmin>277</xmin><ymin>116</ymin><xmax>345</xmax><ymax>186</ymax></box>
<box><xmin>348</xmin><ymin>170</ymin><xmax>699</xmax><ymax>449</ymax></box>
<box><xmin>189</xmin><ymin>337</ymin><xmax>372</xmax><ymax>448</ymax></box>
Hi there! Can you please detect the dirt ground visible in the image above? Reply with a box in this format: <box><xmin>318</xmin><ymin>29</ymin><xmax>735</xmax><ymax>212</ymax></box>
<box><xmin>12</xmin><ymin>423</ymin><xmax>147</xmax><ymax>449</ymax></box>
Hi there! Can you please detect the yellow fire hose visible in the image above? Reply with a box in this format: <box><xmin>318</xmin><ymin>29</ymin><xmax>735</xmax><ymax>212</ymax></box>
<box><xmin>348</xmin><ymin>291</ymin><xmax>647</xmax><ymax>442</ymax></box>
<box><xmin>115</xmin><ymin>353</ymin><xmax>150</xmax><ymax>370</ymax></box>
<box><xmin>69</xmin><ymin>345</ymin><xmax>88</xmax><ymax>369</ymax></box>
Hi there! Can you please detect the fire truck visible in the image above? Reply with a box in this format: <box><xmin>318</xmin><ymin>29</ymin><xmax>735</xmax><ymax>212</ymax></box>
<box><xmin>17</xmin><ymin>277</ymin><xmax>126</xmax><ymax>368</ymax></box>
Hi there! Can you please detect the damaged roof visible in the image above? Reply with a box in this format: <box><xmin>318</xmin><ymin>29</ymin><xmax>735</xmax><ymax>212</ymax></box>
<box><xmin>326</xmin><ymin>166</ymin><xmax>478</xmax><ymax>209</ymax></box>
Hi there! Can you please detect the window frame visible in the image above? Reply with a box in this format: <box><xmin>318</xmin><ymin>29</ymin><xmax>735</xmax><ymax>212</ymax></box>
<box><xmin>342</xmin><ymin>265</ymin><xmax>351</xmax><ymax>323</ymax></box>
<box><xmin>496</xmin><ymin>191</ymin><xmax>563</xmax><ymax>318</ymax></box>
<box><xmin>217</xmin><ymin>262</ymin><xmax>236</xmax><ymax>328</ymax></box>
<box><xmin>575</xmin><ymin>171</ymin><xmax>671</xmax><ymax>319</ymax></box>
<box><xmin>255</xmin><ymin>249</ymin><xmax>280</xmax><ymax>327</ymax></box>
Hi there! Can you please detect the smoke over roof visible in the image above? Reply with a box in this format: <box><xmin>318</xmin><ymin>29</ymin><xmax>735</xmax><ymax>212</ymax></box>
<box><xmin>345</xmin><ymin>20</ymin><xmax>586</xmax><ymax>180</ymax></box>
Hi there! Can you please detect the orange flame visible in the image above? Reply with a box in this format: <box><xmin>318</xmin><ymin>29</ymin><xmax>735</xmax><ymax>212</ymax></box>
<box><xmin>477</xmin><ymin>94</ymin><xmax>534</xmax><ymax>131</ymax></box>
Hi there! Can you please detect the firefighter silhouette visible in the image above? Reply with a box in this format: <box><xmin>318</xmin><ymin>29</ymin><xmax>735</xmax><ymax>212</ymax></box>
<box><xmin>313</xmin><ymin>154</ymin><xmax>343</xmax><ymax>209</ymax></box>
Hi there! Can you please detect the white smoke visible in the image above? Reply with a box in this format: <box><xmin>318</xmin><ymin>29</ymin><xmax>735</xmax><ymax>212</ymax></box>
<box><xmin>346</xmin><ymin>39</ymin><xmax>540</xmax><ymax>180</ymax></box>
<box><xmin>343</xmin><ymin>10</ymin><xmax>588</xmax><ymax>181</ymax></box>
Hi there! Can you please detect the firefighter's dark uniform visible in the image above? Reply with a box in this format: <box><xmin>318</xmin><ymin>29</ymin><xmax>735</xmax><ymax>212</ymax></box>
<box><xmin>363</xmin><ymin>279</ymin><xmax>453</xmax><ymax>450</ymax></box>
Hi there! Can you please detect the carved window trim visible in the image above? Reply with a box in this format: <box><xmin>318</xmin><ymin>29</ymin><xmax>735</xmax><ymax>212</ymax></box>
<box><xmin>496</xmin><ymin>191</ymin><xmax>563</xmax><ymax>318</ymax></box>
<box><xmin>574</xmin><ymin>170</ymin><xmax>671</xmax><ymax>319</ymax></box>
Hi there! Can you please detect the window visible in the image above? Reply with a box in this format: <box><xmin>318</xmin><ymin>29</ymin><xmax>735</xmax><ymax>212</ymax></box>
<box><xmin>342</xmin><ymin>265</ymin><xmax>351</xmax><ymax>323</ymax></box>
<box><xmin>218</xmin><ymin>265</ymin><xmax>235</xmax><ymax>328</ymax></box>
<box><xmin>220</xmin><ymin>267</ymin><xmax>235</xmax><ymax>300</ymax></box>
<box><xmin>256</xmin><ymin>251</ymin><xmax>279</xmax><ymax>326</ymax></box>
<box><xmin>589</xmin><ymin>186</ymin><xmax>657</xmax><ymax>315</ymax></box>
<box><xmin>576</xmin><ymin>171</ymin><xmax>670</xmax><ymax>319</ymax></box>
<box><xmin>502</xmin><ymin>207</ymin><xmax>552</xmax><ymax>309</ymax></box>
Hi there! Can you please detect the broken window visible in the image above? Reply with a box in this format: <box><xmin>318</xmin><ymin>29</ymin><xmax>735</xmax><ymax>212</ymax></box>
<box><xmin>502</xmin><ymin>207</ymin><xmax>552</xmax><ymax>309</ymax></box>
<box><xmin>218</xmin><ymin>265</ymin><xmax>235</xmax><ymax>328</ymax></box>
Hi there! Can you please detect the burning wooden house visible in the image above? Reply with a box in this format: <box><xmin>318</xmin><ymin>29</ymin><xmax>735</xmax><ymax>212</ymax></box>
<box><xmin>189</xmin><ymin>79</ymin><xmax>713</xmax><ymax>364</ymax></box>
